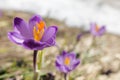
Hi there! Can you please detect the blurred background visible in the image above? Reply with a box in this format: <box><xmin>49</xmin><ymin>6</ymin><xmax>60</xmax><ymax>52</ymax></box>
<box><xmin>0</xmin><ymin>0</ymin><xmax>120</xmax><ymax>34</ymax></box>
<box><xmin>0</xmin><ymin>0</ymin><xmax>120</xmax><ymax>80</ymax></box>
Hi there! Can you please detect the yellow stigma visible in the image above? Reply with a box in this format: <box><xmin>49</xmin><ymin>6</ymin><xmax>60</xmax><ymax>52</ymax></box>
<box><xmin>33</xmin><ymin>21</ymin><xmax>45</xmax><ymax>41</ymax></box>
<box><xmin>95</xmin><ymin>25</ymin><xmax>99</xmax><ymax>32</ymax></box>
<box><xmin>64</xmin><ymin>57</ymin><xmax>70</xmax><ymax>66</ymax></box>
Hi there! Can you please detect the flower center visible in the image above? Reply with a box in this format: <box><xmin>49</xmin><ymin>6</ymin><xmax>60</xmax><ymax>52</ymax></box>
<box><xmin>33</xmin><ymin>21</ymin><xmax>45</xmax><ymax>41</ymax></box>
<box><xmin>64</xmin><ymin>57</ymin><xmax>70</xmax><ymax>66</ymax></box>
<box><xmin>95</xmin><ymin>25</ymin><xmax>99</xmax><ymax>32</ymax></box>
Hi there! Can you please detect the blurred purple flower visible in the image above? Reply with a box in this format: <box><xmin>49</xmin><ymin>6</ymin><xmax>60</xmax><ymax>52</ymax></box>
<box><xmin>76</xmin><ymin>33</ymin><xmax>82</xmax><ymax>41</ymax></box>
<box><xmin>90</xmin><ymin>23</ymin><xmax>106</xmax><ymax>36</ymax></box>
<box><xmin>8</xmin><ymin>15</ymin><xmax>58</xmax><ymax>50</ymax></box>
<box><xmin>55</xmin><ymin>51</ymin><xmax>80</xmax><ymax>73</ymax></box>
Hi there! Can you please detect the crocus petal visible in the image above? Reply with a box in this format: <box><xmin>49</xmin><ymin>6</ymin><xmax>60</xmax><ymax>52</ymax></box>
<box><xmin>46</xmin><ymin>37</ymin><xmax>56</xmax><ymax>46</ymax></box>
<box><xmin>8</xmin><ymin>32</ymin><xmax>24</xmax><ymax>44</ymax></box>
<box><xmin>29</xmin><ymin>15</ymin><xmax>44</xmax><ymax>33</ymax></box>
<box><xmin>56</xmin><ymin>63</ymin><xmax>69</xmax><ymax>73</ymax></box>
<box><xmin>71</xmin><ymin>59</ymin><xmax>80</xmax><ymax>70</ymax></box>
<box><xmin>98</xmin><ymin>26</ymin><xmax>106</xmax><ymax>36</ymax></box>
<box><xmin>62</xmin><ymin>50</ymin><xmax>67</xmax><ymax>56</ymax></box>
<box><xmin>14</xmin><ymin>17</ymin><xmax>32</xmax><ymax>39</ymax></box>
<box><xmin>90</xmin><ymin>23</ymin><xmax>97</xmax><ymax>36</ymax></box>
<box><xmin>23</xmin><ymin>38</ymin><xmax>56</xmax><ymax>50</ymax></box>
<box><xmin>68</xmin><ymin>52</ymin><xmax>76</xmax><ymax>59</ymax></box>
<box><xmin>56</xmin><ymin>56</ymin><xmax>64</xmax><ymax>65</ymax></box>
<box><xmin>23</xmin><ymin>39</ymin><xmax>52</xmax><ymax>50</ymax></box>
<box><xmin>41</xmin><ymin>26</ymin><xmax>58</xmax><ymax>42</ymax></box>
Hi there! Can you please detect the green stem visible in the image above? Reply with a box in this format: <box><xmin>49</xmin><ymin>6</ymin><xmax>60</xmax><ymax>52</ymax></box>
<box><xmin>38</xmin><ymin>51</ymin><xmax>43</xmax><ymax>70</ymax></box>
<box><xmin>92</xmin><ymin>36</ymin><xmax>96</xmax><ymax>47</ymax></box>
<box><xmin>37</xmin><ymin>51</ymin><xmax>44</xmax><ymax>80</ymax></box>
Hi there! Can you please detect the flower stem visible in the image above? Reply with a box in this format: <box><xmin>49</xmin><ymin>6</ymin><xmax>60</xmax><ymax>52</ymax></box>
<box><xmin>37</xmin><ymin>51</ymin><xmax>44</xmax><ymax>80</ymax></box>
<box><xmin>37</xmin><ymin>51</ymin><xmax>43</xmax><ymax>70</ymax></box>
<box><xmin>64</xmin><ymin>73</ymin><xmax>67</xmax><ymax>80</ymax></box>
<box><xmin>33</xmin><ymin>50</ymin><xmax>38</xmax><ymax>80</ymax></box>
<box><xmin>92</xmin><ymin>36</ymin><xmax>97</xmax><ymax>47</ymax></box>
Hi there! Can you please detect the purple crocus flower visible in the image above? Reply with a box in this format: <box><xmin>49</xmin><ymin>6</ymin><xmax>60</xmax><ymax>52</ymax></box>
<box><xmin>90</xmin><ymin>23</ymin><xmax>106</xmax><ymax>36</ymax></box>
<box><xmin>8</xmin><ymin>15</ymin><xmax>58</xmax><ymax>50</ymax></box>
<box><xmin>55</xmin><ymin>51</ymin><xmax>80</xmax><ymax>73</ymax></box>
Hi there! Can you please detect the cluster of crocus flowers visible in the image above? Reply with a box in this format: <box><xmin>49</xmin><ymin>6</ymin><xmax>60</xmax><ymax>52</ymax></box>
<box><xmin>90</xmin><ymin>23</ymin><xmax>106</xmax><ymax>36</ymax></box>
<box><xmin>8</xmin><ymin>14</ymin><xmax>108</xmax><ymax>80</ymax></box>
<box><xmin>8</xmin><ymin>15</ymin><xmax>58</xmax><ymax>50</ymax></box>
<box><xmin>55</xmin><ymin>51</ymin><xmax>80</xmax><ymax>74</ymax></box>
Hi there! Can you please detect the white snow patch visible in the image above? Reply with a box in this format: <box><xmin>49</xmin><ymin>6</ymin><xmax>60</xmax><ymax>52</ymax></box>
<box><xmin>0</xmin><ymin>0</ymin><xmax>120</xmax><ymax>35</ymax></box>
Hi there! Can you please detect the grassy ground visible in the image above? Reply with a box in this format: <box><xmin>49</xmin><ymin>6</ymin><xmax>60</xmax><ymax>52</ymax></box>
<box><xmin>0</xmin><ymin>10</ymin><xmax>120</xmax><ymax>80</ymax></box>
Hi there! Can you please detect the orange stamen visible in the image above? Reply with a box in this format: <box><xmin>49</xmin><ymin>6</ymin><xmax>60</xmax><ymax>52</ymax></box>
<box><xmin>95</xmin><ymin>25</ymin><xmax>99</xmax><ymax>32</ymax></box>
<box><xmin>37</xmin><ymin>21</ymin><xmax>45</xmax><ymax>31</ymax></box>
<box><xmin>33</xmin><ymin>21</ymin><xmax>45</xmax><ymax>41</ymax></box>
<box><xmin>64</xmin><ymin>57</ymin><xmax>70</xmax><ymax>66</ymax></box>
